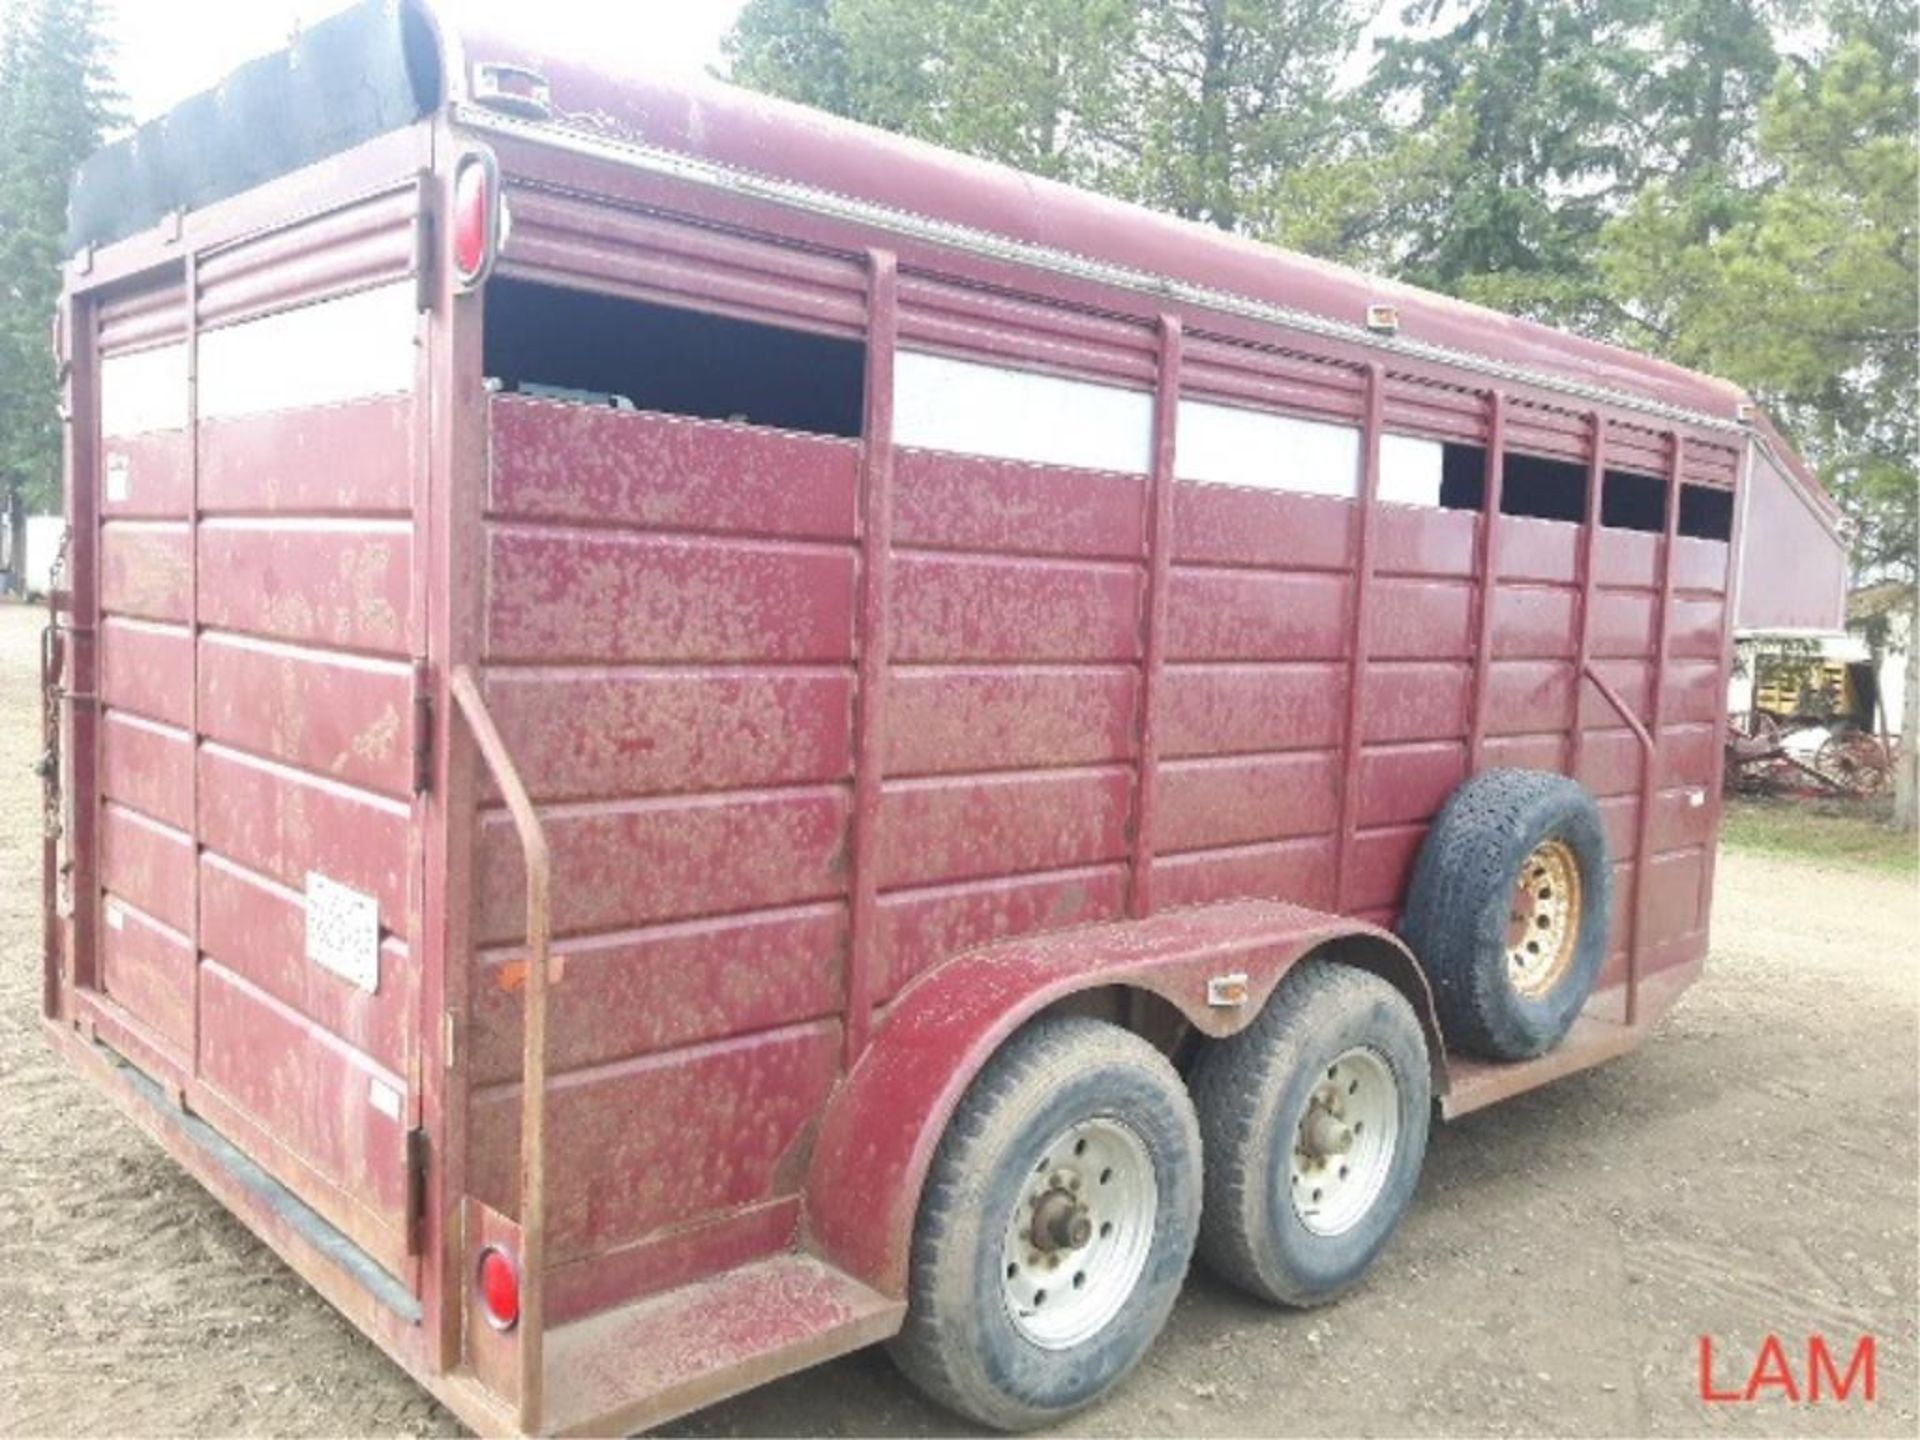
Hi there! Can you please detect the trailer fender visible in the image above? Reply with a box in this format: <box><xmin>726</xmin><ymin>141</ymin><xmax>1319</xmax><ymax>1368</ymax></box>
<box><xmin>803</xmin><ymin>898</ymin><xmax>1439</xmax><ymax>1298</ymax></box>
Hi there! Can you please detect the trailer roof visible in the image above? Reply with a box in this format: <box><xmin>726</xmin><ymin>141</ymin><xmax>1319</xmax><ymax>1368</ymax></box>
<box><xmin>68</xmin><ymin>0</ymin><xmax>1842</xmax><ymax>526</ymax></box>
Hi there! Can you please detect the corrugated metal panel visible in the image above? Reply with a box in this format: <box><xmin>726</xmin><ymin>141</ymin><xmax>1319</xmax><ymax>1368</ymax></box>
<box><xmin>1383</xmin><ymin>375</ymin><xmax>1485</xmax><ymax>446</ymax></box>
<box><xmin>890</xmin><ymin>550</ymin><xmax>1142</xmax><ymax>664</ymax></box>
<box><xmin>501</xmin><ymin>185</ymin><xmax>866</xmax><ymax>336</ymax></box>
<box><xmin>899</xmin><ymin>273</ymin><xmax>1153</xmax><ymax>384</ymax></box>
<box><xmin>1183</xmin><ymin>335</ymin><xmax>1365</xmax><ymax>424</ymax></box>
<box><xmin>1506</xmin><ymin>399</ymin><xmax>1588</xmax><ymax>464</ymax></box>
<box><xmin>894</xmin><ymin>449</ymin><xmax>1144</xmax><ymax>561</ymax></box>
<box><xmin>876</xmin><ymin>867</ymin><xmax>1127</xmax><ymax>996</ymax></box>
<box><xmin>195</xmin><ymin>187</ymin><xmax>419</xmax><ymax>329</ymax></box>
<box><xmin>96</xmin><ymin>278</ymin><xmax>188</xmax><ymax>356</ymax></box>
<box><xmin>468</xmin><ymin>1024</ymin><xmax>843</xmax><ymax>1265</ymax></box>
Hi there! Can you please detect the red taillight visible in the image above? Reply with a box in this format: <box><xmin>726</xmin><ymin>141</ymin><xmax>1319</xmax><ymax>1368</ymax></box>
<box><xmin>453</xmin><ymin>156</ymin><xmax>496</xmax><ymax>288</ymax></box>
<box><xmin>477</xmin><ymin>1246</ymin><xmax>520</xmax><ymax>1330</ymax></box>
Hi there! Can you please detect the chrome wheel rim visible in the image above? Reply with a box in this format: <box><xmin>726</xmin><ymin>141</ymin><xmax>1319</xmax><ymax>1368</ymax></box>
<box><xmin>1506</xmin><ymin>838</ymin><xmax>1582</xmax><ymax>999</ymax></box>
<box><xmin>999</xmin><ymin>1116</ymin><xmax>1157</xmax><ymax>1350</ymax></box>
<box><xmin>1288</xmin><ymin>1047</ymin><xmax>1400</xmax><ymax>1237</ymax></box>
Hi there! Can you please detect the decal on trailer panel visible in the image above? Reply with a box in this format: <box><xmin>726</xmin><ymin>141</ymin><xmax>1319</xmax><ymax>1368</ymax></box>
<box><xmin>305</xmin><ymin>871</ymin><xmax>381</xmax><ymax>994</ymax></box>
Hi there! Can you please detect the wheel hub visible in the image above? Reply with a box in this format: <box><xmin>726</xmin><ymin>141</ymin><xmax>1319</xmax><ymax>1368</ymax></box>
<box><xmin>1288</xmin><ymin>1047</ymin><xmax>1400</xmax><ymax>1238</ymax></box>
<box><xmin>1029</xmin><ymin>1188</ymin><xmax>1093</xmax><ymax>1253</ymax></box>
<box><xmin>1300</xmin><ymin>1103</ymin><xmax>1354</xmax><ymax>1157</ymax></box>
<box><xmin>1000</xmin><ymin>1117</ymin><xmax>1157</xmax><ymax>1350</ymax></box>
<box><xmin>1505</xmin><ymin>838</ymin><xmax>1582</xmax><ymax>999</ymax></box>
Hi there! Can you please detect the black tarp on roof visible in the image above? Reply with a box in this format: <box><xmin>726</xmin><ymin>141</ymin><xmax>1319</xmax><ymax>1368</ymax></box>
<box><xmin>67</xmin><ymin>0</ymin><xmax>441</xmax><ymax>252</ymax></box>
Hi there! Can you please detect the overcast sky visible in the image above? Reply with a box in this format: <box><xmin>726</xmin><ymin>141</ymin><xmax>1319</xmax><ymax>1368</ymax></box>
<box><xmin>109</xmin><ymin>0</ymin><xmax>750</xmax><ymax>126</ymax></box>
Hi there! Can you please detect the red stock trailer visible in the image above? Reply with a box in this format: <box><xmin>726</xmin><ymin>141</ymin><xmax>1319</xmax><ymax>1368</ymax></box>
<box><xmin>41</xmin><ymin>3</ymin><xmax>1848</xmax><ymax>1434</ymax></box>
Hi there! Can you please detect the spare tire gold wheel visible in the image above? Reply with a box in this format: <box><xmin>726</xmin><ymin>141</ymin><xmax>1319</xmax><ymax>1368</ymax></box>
<box><xmin>1400</xmin><ymin>769</ymin><xmax>1613</xmax><ymax>1061</ymax></box>
<box><xmin>1190</xmin><ymin>962</ymin><xmax>1432</xmax><ymax>1307</ymax></box>
<box><xmin>1506</xmin><ymin>838</ymin><xmax>1582</xmax><ymax>1000</ymax></box>
<box><xmin>888</xmin><ymin>1015</ymin><xmax>1203</xmax><ymax>1431</ymax></box>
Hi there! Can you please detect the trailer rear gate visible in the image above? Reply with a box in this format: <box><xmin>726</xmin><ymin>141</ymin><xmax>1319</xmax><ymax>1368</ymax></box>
<box><xmin>87</xmin><ymin>223</ymin><xmax>428</xmax><ymax>1289</ymax></box>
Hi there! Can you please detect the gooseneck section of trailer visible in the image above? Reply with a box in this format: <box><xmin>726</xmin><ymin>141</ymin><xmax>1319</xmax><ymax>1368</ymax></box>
<box><xmin>448</xmin><ymin>667</ymin><xmax>551</xmax><ymax>1434</ymax></box>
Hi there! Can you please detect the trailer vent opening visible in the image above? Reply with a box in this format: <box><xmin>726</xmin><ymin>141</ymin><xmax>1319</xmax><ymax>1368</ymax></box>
<box><xmin>1679</xmin><ymin>483</ymin><xmax>1734</xmax><ymax>540</ymax></box>
<box><xmin>483</xmin><ymin>278</ymin><xmax>865</xmax><ymax>437</ymax></box>
<box><xmin>1601</xmin><ymin>469</ymin><xmax>1668</xmax><ymax>532</ymax></box>
<box><xmin>1439</xmin><ymin>443</ymin><xmax>1487</xmax><ymax>511</ymax></box>
<box><xmin>1499</xmin><ymin>453</ymin><xmax>1587</xmax><ymax>522</ymax></box>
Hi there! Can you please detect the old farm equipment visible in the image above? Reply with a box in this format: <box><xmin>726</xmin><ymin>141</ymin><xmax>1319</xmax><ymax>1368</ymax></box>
<box><xmin>1724</xmin><ymin>715</ymin><xmax>1895</xmax><ymax>799</ymax></box>
<box><xmin>1726</xmin><ymin>652</ymin><xmax>1894</xmax><ymax>799</ymax></box>
<box><xmin>41</xmin><ymin>2</ymin><xmax>1848</xmax><ymax>1433</ymax></box>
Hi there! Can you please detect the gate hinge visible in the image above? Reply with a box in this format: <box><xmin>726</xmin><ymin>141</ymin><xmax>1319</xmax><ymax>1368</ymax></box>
<box><xmin>411</xmin><ymin>660</ymin><xmax>434</xmax><ymax>795</ymax></box>
<box><xmin>404</xmin><ymin>1126</ymin><xmax>429</xmax><ymax>1256</ymax></box>
<box><xmin>413</xmin><ymin>170</ymin><xmax>437</xmax><ymax>312</ymax></box>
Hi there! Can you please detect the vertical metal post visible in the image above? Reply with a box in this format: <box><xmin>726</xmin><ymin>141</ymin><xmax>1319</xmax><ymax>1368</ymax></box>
<box><xmin>843</xmin><ymin>249</ymin><xmax>898</xmax><ymax>1067</ymax></box>
<box><xmin>1332</xmin><ymin>363</ymin><xmax>1384</xmax><ymax>913</ymax></box>
<box><xmin>185</xmin><ymin>251</ymin><xmax>202</xmax><ymax>1085</ymax></box>
<box><xmin>42</xmin><ymin>298</ymin><xmax>74</xmax><ymax>1021</ymax></box>
<box><xmin>41</xmin><ymin>606</ymin><xmax>64</xmax><ymax>1020</ymax></box>
<box><xmin>1567</xmin><ymin>412</ymin><xmax>1606</xmax><ymax>780</ymax></box>
<box><xmin>448</xmin><ymin>672</ymin><xmax>549</xmax><ymax>1434</ymax></box>
<box><xmin>423</xmin><ymin>123</ymin><xmax>483</xmax><ymax>1372</ymax></box>
<box><xmin>66</xmin><ymin>281</ymin><xmax>100</xmax><ymax>1001</ymax></box>
<box><xmin>1627</xmin><ymin>432</ymin><xmax>1683</xmax><ymax>1027</ymax></box>
<box><xmin>1694</xmin><ymin>440</ymin><xmax>1753</xmax><ymax>932</ymax></box>
<box><xmin>1127</xmin><ymin>315</ymin><xmax>1181</xmax><ymax>919</ymax></box>
<box><xmin>1465</xmin><ymin>390</ymin><xmax>1508</xmax><ymax>771</ymax></box>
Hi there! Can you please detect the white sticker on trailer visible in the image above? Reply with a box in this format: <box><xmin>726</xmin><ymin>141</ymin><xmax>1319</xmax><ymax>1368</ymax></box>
<box><xmin>305</xmin><ymin>871</ymin><xmax>380</xmax><ymax>993</ymax></box>
<box><xmin>104</xmin><ymin>453</ymin><xmax>130</xmax><ymax>503</ymax></box>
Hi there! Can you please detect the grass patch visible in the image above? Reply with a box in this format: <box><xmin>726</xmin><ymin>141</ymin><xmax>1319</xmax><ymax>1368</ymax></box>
<box><xmin>1720</xmin><ymin>796</ymin><xmax>1918</xmax><ymax>878</ymax></box>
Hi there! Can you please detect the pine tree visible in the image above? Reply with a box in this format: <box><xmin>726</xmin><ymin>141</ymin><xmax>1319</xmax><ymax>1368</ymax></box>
<box><xmin>1602</xmin><ymin>0</ymin><xmax>1918</xmax><ymax>827</ymax></box>
<box><xmin>1125</xmin><ymin>0</ymin><xmax>1372</xmax><ymax>231</ymax></box>
<box><xmin>720</xmin><ymin>0</ymin><xmax>1367</xmax><ymax>228</ymax></box>
<box><xmin>720</xmin><ymin>0</ymin><xmax>865</xmax><ymax>123</ymax></box>
<box><xmin>1357</xmin><ymin>0</ymin><xmax>1655</xmax><ymax>324</ymax></box>
<box><xmin>0</xmin><ymin>0</ymin><xmax>120</xmax><ymax>517</ymax></box>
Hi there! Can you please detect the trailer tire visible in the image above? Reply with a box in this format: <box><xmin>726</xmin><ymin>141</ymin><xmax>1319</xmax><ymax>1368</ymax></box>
<box><xmin>1190</xmin><ymin>962</ymin><xmax>1431</xmax><ymax>1307</ymax></box>
<box><xmin>888</xmin><ymin>1015</ymin><xmax>1202</xmax><ymax>1431</ymax></box>
<box><xmin>1400</xmin><ymin>768</ymin><xmax>1612</xmax><ymax>1060</ymax></box>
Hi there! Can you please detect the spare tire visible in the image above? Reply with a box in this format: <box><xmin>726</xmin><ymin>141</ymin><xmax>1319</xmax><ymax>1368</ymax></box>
<box><xmin>1399</xmin><ymin>769</ymin><xmax>1611</xmax><ymax>1061</ymax></box>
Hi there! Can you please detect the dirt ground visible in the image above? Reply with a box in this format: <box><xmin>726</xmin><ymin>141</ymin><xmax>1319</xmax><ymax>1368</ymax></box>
<box><xmin>1</xmin><ymin>597</ymin><xmax>1914</xmax><ymax>1438</ymax></box>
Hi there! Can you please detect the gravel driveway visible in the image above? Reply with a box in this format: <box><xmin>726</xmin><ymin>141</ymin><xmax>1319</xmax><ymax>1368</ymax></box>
<box><xmin>1</xmin><ymin>599</ymin><xmax>1913</xmax><ymax>1437</ymax></box>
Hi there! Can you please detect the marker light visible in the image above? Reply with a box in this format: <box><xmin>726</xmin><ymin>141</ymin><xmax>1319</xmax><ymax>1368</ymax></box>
<box><xmin>472</xmin><ymin>62</ymin><xmax>553</xmax><ymax>121</ymax></box>
<box><xmin>477</xmin><ymin>1245</ymin><xmax>520</xmax><ymax>1331</ymax></box>
<box><xmin>452</xmin><ymin>154</ymin><xmax>506</xmax><ymax>291</ymax></box>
